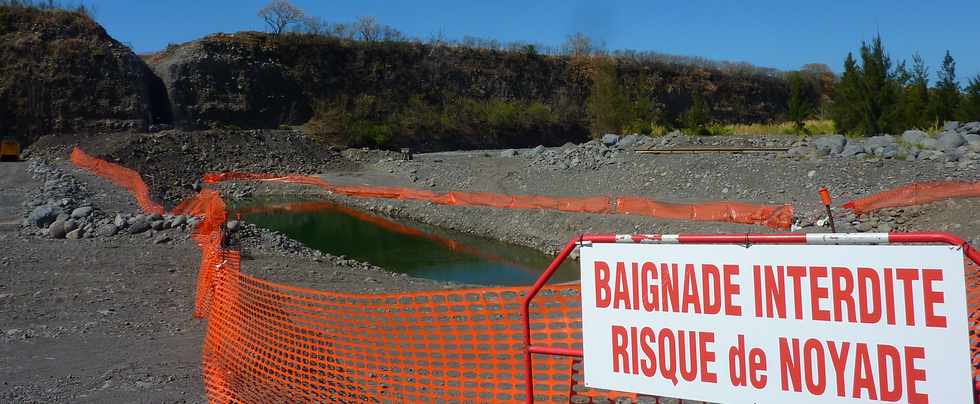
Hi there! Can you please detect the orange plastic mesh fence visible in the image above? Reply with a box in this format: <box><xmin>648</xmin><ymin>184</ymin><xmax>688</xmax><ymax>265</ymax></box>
<box><xmin>71</xmin><ymin>148</ymin><xmax>166</xmax><ymax>215</ymax></box>
<box><xmin>203</xmin><ymin>171</ymin><xmax>800</xmax><ymax>228</ymax></box>
<box><xmin>616</xmin><ymin>196</ymin><xmax>794</xmax><ymax>230</ymax></box>
<box><xmin>70</xmin><ymin>150</ymin><xmax>980</xmax><ymax>402</ymax></box>
<box><xmin>842</xmin><ymin>181</ymin><xmax>980</xmax><ymax>214</ymax></box>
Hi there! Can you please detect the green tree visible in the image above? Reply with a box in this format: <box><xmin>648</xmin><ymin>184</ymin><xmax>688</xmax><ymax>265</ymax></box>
<box><xmin>900</xmin><ymin>53</ymin><xmax>930</xmax><ymax>129</ymax></box>
<box><xmin>830</xmin><ymin>53</ymin><xmax>863</xmax><ymax>134</ymax></box>
<box><xmin>931</xmin><ymin>50</ymin><xmax>960</xmax><ymax>123</ymax></box>
<box><xmin>830</xmin><ymin>36</ymin><xmax>903</xmax><ymax>135</ymax></box>
<box><xmin>958</xmin><ymin>75</ymin><xmax>980</xmax><ymax>121</ymax></box>
<box><xmin>786</xmin><ymin>71</ymin><xmax>814</xmax><ymax>132</ymax></box>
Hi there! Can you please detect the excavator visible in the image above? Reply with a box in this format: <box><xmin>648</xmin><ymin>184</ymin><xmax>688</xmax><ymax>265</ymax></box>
<box><xmin>1</xmin><ymin>136</ymin><xmax>20</xmax><ymax>161</ymax></box>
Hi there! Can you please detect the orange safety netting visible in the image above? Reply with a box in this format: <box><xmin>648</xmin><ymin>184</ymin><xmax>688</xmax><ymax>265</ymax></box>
<box><xmin>67</xmin><ymin>149</ymin><xmax>980</xmax><ymax>402</ymax></box>
<box><xmin>204</xmin><ymin>171</ymin><xmax>802</xmax><ymax>228</ymax></box>
<box><xmin>616</xmin><ymin>196</ymin><xmax>795</xmax><ymax>230</ymax></box>
<box><xmin>70</xmin><ymin>148</ymin><xmax>166</xmax><ymax>215</ymax></box>
<box><xmin>176</xmin><ymin>193</ymin><xmax>635</xmax><ymax>402</ymax></box>
<box><xmin>842</xmin><ymin>181</ymin><xmax>980</xmax><ymax>214</ymax></box>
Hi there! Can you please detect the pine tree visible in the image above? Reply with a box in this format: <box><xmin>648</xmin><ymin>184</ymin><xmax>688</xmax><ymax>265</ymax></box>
<box><xmin>931</xmin><ymin>50</ymin><xmax>960</xmax><ymax>123</ymax></box>
<box><xmin>831</xmin><ymin>53</ymin><xmax>863</xmax><ymax>134</ymax></box>
<box><xmin>857</xmin><ymin>36</ymin><xmax>901</xmax><ymax>135</ymax></box>
<box><xmin>831</xmin><ymin>35</ymin><xmax>903</xmax><ymax>136</ymax></box>
<box><xmin>958</xmin><ymin>75</ymin><xmax>980</xmax><ymax>121</ymax></box>
<box><xmin>901</xmin><ymin>53</ymin><xmax>930</xmax><ymax>129</ymax></box>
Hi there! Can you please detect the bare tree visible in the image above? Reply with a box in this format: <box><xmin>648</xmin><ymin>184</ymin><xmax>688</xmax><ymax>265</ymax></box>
<box><xmin>354</xmin><ymin>16</ymin><xmax>380</xmax><ymax>42</ymax></box>
<box><xmin>562</xmin><ymin>32</ymin><xmax>593</xmax><ymax>57</ymax></box>
<box><xmin>258</xmin><ymin>0</ymin><xmax>304</xmax><ymax>36</ymax></box>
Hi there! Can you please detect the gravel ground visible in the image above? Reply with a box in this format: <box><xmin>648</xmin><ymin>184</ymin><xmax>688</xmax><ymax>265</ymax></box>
<box><xmin>236</xmin><ymin>137</ymin><xmax>980</xmax><ymax>256</ymax></box>
<box><xmin>0</xmin><ymin>154</ymin><xmax>449</xmax><ymax>403</ymax></box>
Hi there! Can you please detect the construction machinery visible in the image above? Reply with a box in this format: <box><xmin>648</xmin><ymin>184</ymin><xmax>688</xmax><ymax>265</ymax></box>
<box><xmin>1</xmin><ymin>137</ymin><xmax>21</xmax><ymax>161</ymax></box>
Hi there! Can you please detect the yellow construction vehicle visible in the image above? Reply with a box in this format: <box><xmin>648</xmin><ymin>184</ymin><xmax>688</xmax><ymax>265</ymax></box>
<box><xmin>1</xmin><ymin>137</ymin><xmax>21</xmax><ymax>161</ymax></box>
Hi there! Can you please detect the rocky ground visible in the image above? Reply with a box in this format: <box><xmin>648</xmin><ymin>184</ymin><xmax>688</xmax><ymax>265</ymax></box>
<box><xmin>4</xmin><ymin>126</ymin><xmax>979</xmax><ymax>402</ymax></box>
<box><xmin>0</xmin><ymin>150</ymin><xmax>444</xmax><ymax>402</ymax></box>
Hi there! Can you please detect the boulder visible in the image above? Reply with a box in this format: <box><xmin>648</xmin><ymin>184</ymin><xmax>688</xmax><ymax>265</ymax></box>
<box><xmin>937</xmin><ymin>131</ymin><xmax>965</xmax><ymax>150</ymax></box>
<box><xmin>97</xmin><ymin>224</ymin><xmax>119</xmax><ymax>237</ymax></box>
<box><xmin>964</xmin><ymin>134</ymin><xmax>980</xmax><ymax>145</ymax></box>
<box><xmin>943</xmin><ymin>121</ymin><xmax>961</xmax><ymax>131</ymax></box>
<box><xmin>900</xmin><ymin>130</ymin><xmax>928</xmax><ymax>146</ymax></box>
<box><xmin>48</xmin><ymin>220</ymin><xmax>67</xmax><ymax>239</ymax></box>
<box><xmin>876</xmin><ymin>144</ymin><xmax>900</xmax><ymax>159</ymax></box>
<box><xmin>961</xmin><ymin>122</ymin><xmax>980</xmax><ymax>134</ymax></box>
<box><xmin>63</xmin><ymin>220</ymin><xmax>78</xmax><ymax>233</ymax></box>
<box><xmin>129</xmin><ymin>220</ymin><xmax>151</xmax><ymax>234</ymax></box>
<box><xmin>70</xmin><ymin>206</ymin><xmax>93</xmax><ymax>219</ymax></box>
<box><xmin>944</xmin><ymin>148</ymin><xmax>964</xmax><ymax>162</ymax></box>
<box><xmin>527</xmin><ymin>145</ymin><xmax>546</xmax><ymax>156</ymax></box>
<box><xmin>841</xmin><ymin>143</ymin><xmax>865</xmax><ymax>158</ymax></box>
<box><xmin>28</xmin><ymin>206</ymin><xmax>59</xmax><ymax>228</ymax></box>
<box><xmin>919</xmin><ymin>138</ymin><xmax>940</xmax><ymax>150</ymax></box>
<box><xmin>814</xmin><ymin>135</ymin><xmax>847</xmax><ymax>155</ymax></box>
<box><xmin>863</xmin><ymin>135</ymin><xmax>895</xmax><ymax>153</ymax></box>
<box><xmin>150</xmin><ymin>220</ymin><xmax>164</xmax><ymax>231</ymax></box>
<box><xmin>171</xmin><ymin>215</ymin><xmax>187</xmax><ymax>228</ymax></box>
<box><xmin>499</xmin><ymin>149</ymin><xmax>518</xmax><ymax>157</ymax></box>
<box><xmin>601</xmin><ymin>134</ymin><xmax>620</xmax><ymax>146</ymax></box>
<box><xmin>618</xmin><ymin>134</ymin><xmax>639</xmax><ymax>148</ymax></box>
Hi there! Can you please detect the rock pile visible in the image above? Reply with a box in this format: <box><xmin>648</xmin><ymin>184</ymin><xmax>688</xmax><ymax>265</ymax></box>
<box><xmin>789</xmin><ymin>122</ymin><xmax>980</xmax><ymax>166</ymax></box>
<box><xmin>22</xmin><ymin>161</ymin><xmax>197</xmax><ymax>242</ymax></box>
<box><xmin>523</xmin><ymin>134</ymin><xmax>656</xmax><ymax>170</ymax></box>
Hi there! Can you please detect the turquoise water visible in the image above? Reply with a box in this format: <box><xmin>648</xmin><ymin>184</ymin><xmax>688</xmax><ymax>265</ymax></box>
<box><xmin>236</xmin><ymin>201</ymin><xmax>579</xmax><ymax>286</ymax></box>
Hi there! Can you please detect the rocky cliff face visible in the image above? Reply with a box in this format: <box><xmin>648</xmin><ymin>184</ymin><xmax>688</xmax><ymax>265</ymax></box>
<box><xmin>0</xmin><ymin>6</ymin><xmax>168</xmax><ymax>142</ymax></box>
<box><xmin>147</xmin><ymin>33</ymin><xmax>790</xmax><ymax>148</ymax></box>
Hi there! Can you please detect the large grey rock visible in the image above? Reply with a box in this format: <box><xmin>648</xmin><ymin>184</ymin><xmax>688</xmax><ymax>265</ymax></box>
<box><xmin>919</xmin><ymin>138</ymin><xmax>940</xmax><ymax>150</ymax></box>
<box><xmin>944</xmin><ymin>148</ymin><xmax>964</xmax><ymax>162</ymax></box>
<box><xmin>48</xmin><ymin>220</ymin><xmax>67</xmax><ymax>239</ymax></box>
<box><xmin>70</xmin><ymin>206</ymin><xmax>93</xmax><ymax>219</ymax></box>
<box><xmin>113</xmin><ymin>214</ymin><xmax>127</xmax><ymax>228</ymax></box>
<box><xmin>900</xmin><ymin>130</ymin><xmax>928</xmax><ymax>146</ymax></box>
<box><xmin>527</xmin><ymin>145</ymin><xmax>546</xmax><ymax>156</ymax></box>
<box><xmin>28</xmin><ymin>206</ymin><xmax>59</xmax><ymax>228</ymax></box>
<box><xmin>128</xmin><ymin>220</ymin><xmax>151</xmax><ymax>234</ymax></box>
<box><xmin>841</xmin><ymin>143</ymin><xmax>865</xmax><ymax>158</ymax></box>
<box><xmin>601</xmin><ymin>134</ymin><xmax>620</xmax><ymax>146</ymax></box>
<box><xmin>171</xmin><ymin>215</ymin><xmax>187</xmax><ymax>228</ymax></box>
<box><xmin>97</xmin><ymin>224</ymin><xmax>119</xmax><ymax>237</ymax></box>
<box><xmin>877</xmin><ymin>144</ymin><xmax>899</xmax><ymax>159</ymax></box>
<box><xmin>499</xmin><ymin>149</ymin><xmax>518</xmax><ymax>157</ymax></box>
<box><xmin>127</xmin><ymin>214</ymin><xmax>145</xmax><ymax>225</ymax></box>
<box><xmin>863</xmin><ymin>135</ymin><xmax>896</xmax><ymax>153</ymax></box>
<box><xmin>937</xmin><ymin>131</ymin><xmax>965</xmax><ymax>150</ymax></box>
<box><xmin>618</xmin><ymin>134</ymin><xmax>639</xmax><ymax>148</ymax></box>
<box><xmin>964</xmin><ymin>134</ymin><xmax>980</xmax><ymax>145</ymax></box>
<box><xmin>814</xmin><ymin>135</ymin><xmax>847</xmax><ymax>155</ymax></box>
<box><xmin>943</xmin><ymin>121</ymin><xmax>961</xmax><ymax>131</ymax></box>
<box><xmin>961</xmin><ymin>122</ymin><xmax>980</xmax><ymax>134</ymax></box>
<box><xmin>150</xmin><ymin>220</ymin><xmax>164</xmax><ymax>231</ymax></box>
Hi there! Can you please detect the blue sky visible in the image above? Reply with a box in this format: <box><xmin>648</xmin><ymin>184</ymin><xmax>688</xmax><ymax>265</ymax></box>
<box><xmin>88</xmin><ymin>0</ymin><xmax>980</xmax><ymax>81</ymax></box>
